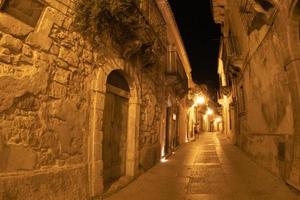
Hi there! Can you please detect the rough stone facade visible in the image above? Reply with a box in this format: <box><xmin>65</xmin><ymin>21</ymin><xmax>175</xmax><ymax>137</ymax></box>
<box><xmin>0</xmin><ymin>1</ymin><xmax>98</xmax><ymax>199</ymax></box>
<box><xmin>213</xmin><ymin>0</ymin><xmax>300</xmax><ymax>190</ymax></box>
<box><xmin>139</xmin><ymin>69</ymin><xmax>164</xmax><ymax>170</ymax></box>
<box><xmin>0</xmin><ymin>0</ymin><xmax>192</xmax><ymax>199</ymax></box>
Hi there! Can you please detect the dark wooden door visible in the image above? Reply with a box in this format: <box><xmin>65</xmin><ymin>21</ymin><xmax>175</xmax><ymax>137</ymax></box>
<box><xmin>103</xmin><ymin>87</ymin><xmax>129</xmax><ymax>189</ymax></box>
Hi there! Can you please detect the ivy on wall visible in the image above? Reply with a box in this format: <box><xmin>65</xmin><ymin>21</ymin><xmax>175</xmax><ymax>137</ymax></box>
<box><xmin>74</xmin><ymin>0</ymin><xmax>159</xmax><ymax>65</ymax></box>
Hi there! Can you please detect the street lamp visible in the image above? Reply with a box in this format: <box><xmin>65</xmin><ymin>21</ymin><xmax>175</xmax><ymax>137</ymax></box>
<box><xmin>206</xmin><ymin>108</ymin><xmax>213</xmax><ymax>115</ymax></box>
<box><xmin>195</xmin><ymin>95</ymin><xmax>205</xmax><ymax>105</ymax></box>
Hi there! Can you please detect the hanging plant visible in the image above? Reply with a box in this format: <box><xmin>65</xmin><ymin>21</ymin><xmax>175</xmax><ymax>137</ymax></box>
<box><xmin>74</xmin><ymin>0</ymin><xmax>158</xmax><ymax>63</ymax></box>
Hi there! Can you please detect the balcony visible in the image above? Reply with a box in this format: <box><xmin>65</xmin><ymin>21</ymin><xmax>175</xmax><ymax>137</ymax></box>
<box><xmin>166</xmin><ymin>49</ymin><xmax>188</xmax><ymax>97</ymax></box>
<box><xmin>221</xmin><ymin>36</ymin><xmax>242</xmax><ymax>78</ymax></box>
<box><xmin>239</xmin><ymin>0</ymin><xmax>276</xmax><ymax>35</ymax></box>
<box><xmin>223</xmin><ymin>36</ymin><xmax>240</xmax><ymax>59</ymax></box>
<box><xmin>220</xmin><ymin>86</ymin><xmax>232</xmax><ymax>96</ymax></box>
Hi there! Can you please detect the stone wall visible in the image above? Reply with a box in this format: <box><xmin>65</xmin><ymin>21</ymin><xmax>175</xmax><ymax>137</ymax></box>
<box><xmin>222</xmin><ymin>0</ymin><xmax>297</xmax><ymax>180</ymax></box>
<box><xmin>139</xmin><ymin>65</ymin><xmax>165</xmax><ymax>170</ymax></box>
<box><xmin>0</xmin><ymin>0</ymin><xmax>170</xmax><ymax>199</ymax></box>
<box><xmin>239</xmin><ymin>8</ymin><xmax>295</xmax><ymax>177</ymax></box>
<box><xmin>0</xmin><ymin>1</ymin><xmax>96</xmax><ymax>199</ymax></box>
<box><xmin>0</xmin><ymin>166</ymin><xmax>88</xmax><ymax>200</ymax></box>
<box><xmin>241</xmin><ymin>27</ymin><xmax>293</xmax><ymax>135</ymax></box>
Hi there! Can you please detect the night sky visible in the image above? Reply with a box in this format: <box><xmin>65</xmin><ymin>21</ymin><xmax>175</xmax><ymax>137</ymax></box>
<box><xmin>169</xmin><ymin>1</ymin><xmax>221</xmax><ymax>97</ymax></box>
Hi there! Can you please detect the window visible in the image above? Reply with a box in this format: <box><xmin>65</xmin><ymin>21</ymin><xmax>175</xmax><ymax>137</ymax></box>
<box><xmin>0</xmin><ymin>0</ymin><xmax>44</xmax><ymax>27</ymax></box>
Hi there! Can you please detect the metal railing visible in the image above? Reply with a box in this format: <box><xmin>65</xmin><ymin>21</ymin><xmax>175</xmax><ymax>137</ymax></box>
<box><xmin>166</xmin><ymin>50</ymin><xmax>187</xmax><ymax>81</ymax></box>
<box><xmin>223</xmin><ymin>36</ymin><xmax>240</xmax><ymax>59</ymax></box>
<box><xmin>239</xmin><ymin>0</ymin><xmax>256</xmax><ymax>30</ymax></box>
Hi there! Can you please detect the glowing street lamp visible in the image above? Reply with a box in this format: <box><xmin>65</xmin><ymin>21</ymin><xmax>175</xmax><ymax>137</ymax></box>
<box><xmin>195</xmin><ymin>95</ymin><xmax>205</xmax><ymax>106</ymax></box>
<box><xmin>206</xmin><ymin>108</ymin><xmax>214</xmax><ymax>115</ymax></box>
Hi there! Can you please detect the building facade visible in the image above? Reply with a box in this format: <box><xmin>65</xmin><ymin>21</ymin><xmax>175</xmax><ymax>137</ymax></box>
<box><xmin>186</xmin><ymin>83</ymin><xmax>222</xmax><ymax>140</ymax></box>
<box><xmin>0</xmin><ymin>0</ymin><xmax>192</xmax><ymax>199</ymax></box>
<box><xmin>212</xmin><ymin>0</ymin><xmax>300</xmax><ymax>190</ymax></box>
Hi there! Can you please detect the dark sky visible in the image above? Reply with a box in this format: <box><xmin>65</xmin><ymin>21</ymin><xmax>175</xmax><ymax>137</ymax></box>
<box><xmin>169</xmin><ymin>1</ymin><xmax>221</xmax><ymax>95</ymax></box>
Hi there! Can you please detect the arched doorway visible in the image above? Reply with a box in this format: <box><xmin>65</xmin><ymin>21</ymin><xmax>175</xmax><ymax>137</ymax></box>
<box><xmin>88</xmin><ymin>60</ymin><xmax>141</xmax><ymax>198</ymax></box>
<box><xmin>102</xmin><ymin>70</ymin><xmax>130</xmax><ymax>191</ymax></box>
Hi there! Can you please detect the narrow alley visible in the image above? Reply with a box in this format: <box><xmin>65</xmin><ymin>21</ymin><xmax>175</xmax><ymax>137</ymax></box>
<box><xmin>106</xmin><ymin>132</ymin><xmax>300</xmax><ymax>200</ymax></box>
<box><xmin>4</xmin><ymin>0</ymin><xmax>300</xmax><ymax>199</ymax></box>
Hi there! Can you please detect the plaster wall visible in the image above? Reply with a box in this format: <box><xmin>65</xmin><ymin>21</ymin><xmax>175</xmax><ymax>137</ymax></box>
<box><xmin>224</xmin><ymin>0</ymin><xmax>296</xmax><ymax>179</ymax></box>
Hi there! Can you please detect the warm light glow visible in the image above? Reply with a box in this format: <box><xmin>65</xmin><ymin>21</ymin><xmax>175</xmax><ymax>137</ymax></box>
<box><xmin>215</xmin><ymin>117</ymin><xmax>222</xmax><ymax>123</ymax></box>
<box><xmin>188</xmin><ymin>104</ymin><xmax>195</xmax><ymax>111</ymax></box>
<box><xmin>195</xmin><ymin>95</ymin><xmax>205</xmax><ymax>105</ymax></box>
<box><xmin>161</xmin><ymin>157</ymin><xmax>168</xmax><ymax>163</ymax></box>
<box><xmin>161</xmin><ymin>147</ymin><xmax>165</xmax><ymax>158</ymax></box>
<box><xmin>206</xmin><ymin>108</ymin><xmax>214</xmax><ymax>115</ymax></box>
<box><xmin>172</xmin><ymin>114</ymin><xmax>177</xmax><ymax>120</ymax></box>
<box><xmin>223</xmin><ymin>95</ymin><xmax>228</xmax><ymax>104</ymax></box>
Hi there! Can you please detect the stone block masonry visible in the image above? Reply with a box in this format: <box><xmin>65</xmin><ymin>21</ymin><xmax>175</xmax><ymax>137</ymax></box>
<box><xmin>0</xmin><ymin>0</ymin><xmax>91</xmax><ymax>179</ymax></box>
<box><xmin>0</xmin><ymin>0</ymin><xmax>101</xmax><ymax>199</ymax></box>
<box><xmin>0</xmin><ymin>0</ymin><xmax>172</xmax><ymax>199</ymax></box>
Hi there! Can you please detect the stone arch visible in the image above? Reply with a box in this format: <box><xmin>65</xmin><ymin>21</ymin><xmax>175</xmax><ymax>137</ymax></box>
<box><xmin>88</xmin><ymin>59</ymin><xmax>141</xmax><ymax>197</ymax></box>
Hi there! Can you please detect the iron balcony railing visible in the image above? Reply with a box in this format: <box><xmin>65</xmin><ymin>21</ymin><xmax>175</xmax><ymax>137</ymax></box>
<box><xmin>239</xmin><ymin>0</ymin><xmax>256</xmax><ymax>30</ymax></box>
<box><xmin>224</xmin><ymin>36</ymin><xmax>240</xmax><ymax>58</ymax></box>
<box><xmin>166</xmin><ymin>48</ymin><xmax>188</xmax><ymax>96</ymax></box>
<box><xmin>166</xmin><ymin>49</ymin><xmax>186</xmax><ymax>80</ymax></box>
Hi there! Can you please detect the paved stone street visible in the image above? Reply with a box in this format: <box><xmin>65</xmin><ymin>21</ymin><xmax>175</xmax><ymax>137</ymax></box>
<box><xmin>106</xmin><ymin>132</ymin><xmax>300</xmax><ymax>200</ymax></box>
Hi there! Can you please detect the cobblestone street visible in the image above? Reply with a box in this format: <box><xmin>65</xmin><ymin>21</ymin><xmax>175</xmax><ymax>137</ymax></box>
<box><xmin>106</xmin><ymin>132</ymin><xmax>300</xmax><ymax>200</ymax></box>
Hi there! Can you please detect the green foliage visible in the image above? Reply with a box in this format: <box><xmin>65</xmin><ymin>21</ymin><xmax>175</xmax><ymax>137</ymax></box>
<box><xmin>74</xmin><ymin>0</ymin><xmax>150</xmax><ymax>58</ymax></box>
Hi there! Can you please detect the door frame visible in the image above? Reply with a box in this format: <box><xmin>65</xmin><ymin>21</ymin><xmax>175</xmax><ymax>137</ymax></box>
<box><xmin>102</xmin><ymin>83</ymin><xmax>130</xmax><ymax>190</ymax></box>
<box><xmin>88</xmin><ymin>60</ymin><xmax>141</xmax><ymax>197</ymax></box>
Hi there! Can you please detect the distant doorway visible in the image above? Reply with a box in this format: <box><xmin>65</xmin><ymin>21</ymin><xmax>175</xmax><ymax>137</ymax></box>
<box><xmin>102</xmin><ymin>70</ymin><xmax>130</xmax><ymax>191</ymax></box>
<box><xmin>164</xmin><ymin>107</ymin><xmax>171</xmax><ymax>156</ymax></box>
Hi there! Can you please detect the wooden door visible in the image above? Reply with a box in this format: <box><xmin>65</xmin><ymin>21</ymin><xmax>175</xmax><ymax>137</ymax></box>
<box><xmin>103</xmin><ymin>86</ymin><xmax>129</xmax><ymax>189</ymax></box>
